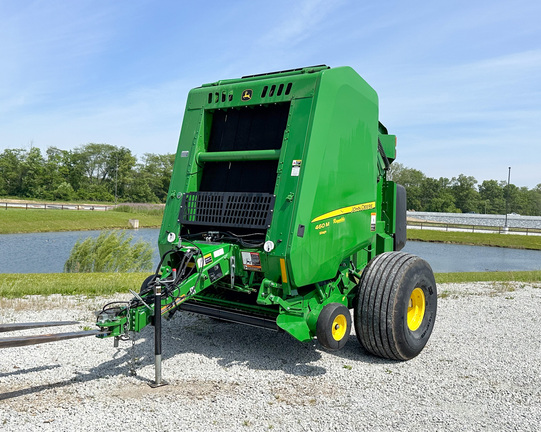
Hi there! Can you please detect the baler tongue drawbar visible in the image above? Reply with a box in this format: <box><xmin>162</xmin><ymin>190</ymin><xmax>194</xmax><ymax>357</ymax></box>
<box><xmin>0</xmin><ymin>321</ymin><xmax>107</xmax><ymax>348</ymax></box>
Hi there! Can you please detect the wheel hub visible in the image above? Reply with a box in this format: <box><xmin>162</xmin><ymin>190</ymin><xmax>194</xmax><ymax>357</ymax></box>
<box><xmin>331</xmin><ymin>314</ymin><xmax>347</xmax><ymax>341</ymax></box>
<box><xmin>407</xmin><ymin>287</ymin><xmax>426</xmax><ymax>331</ymax></box>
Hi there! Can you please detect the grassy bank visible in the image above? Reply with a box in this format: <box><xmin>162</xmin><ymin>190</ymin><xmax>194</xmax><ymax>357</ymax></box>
<box><xmin>0</xmin><ymin>208</ymin><xmax>162</xmax><ymax>234</ymax></box>
<box><xmin>435</xmin><ymin>270</ymin><xmax>541</xmax><ymax>284</ymax></box>
<box><xmin>0</xmin><ymin>272</ymin><xmax>150</xmax><ymax>298</ymax></box>
<box><xmin>408</xmin><ymin>229</ymin><xmax>541</xmax><ymax>250</ymax></box>
<box><xmin>0</xmin><ymin>271</ymin><xmax>539</xmax><ymax>298</ymax></box>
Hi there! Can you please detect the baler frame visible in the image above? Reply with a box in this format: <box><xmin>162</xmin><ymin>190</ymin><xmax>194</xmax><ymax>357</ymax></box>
<box><xmin>0</xmin><ymin>65</ymin><xmax>437</xmax><ymax>386</ymax></box>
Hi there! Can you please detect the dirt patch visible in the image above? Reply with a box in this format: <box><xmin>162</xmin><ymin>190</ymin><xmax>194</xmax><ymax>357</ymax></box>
<box><xmin>110</xmin><ymin>379</ymin><xmax>241</xmax><ymax>401</ymax></box>
<box><xmin>271</xmin><ymin>377</ymin><xmax>343</xmax><ymax>406</ymax></box>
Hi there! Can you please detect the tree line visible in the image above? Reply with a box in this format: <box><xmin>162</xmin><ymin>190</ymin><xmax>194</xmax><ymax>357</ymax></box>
<box><xmin>389</xmin><ymin>163</ymin><xmax>541</xmax><ymax>216</ymax></box>
<box><xmin>0</xmin><ymin>144</ymin><xmax>174</xmax><ymax>203</ymax></box>
<box><xmin>1</xmin><ymin>144</ymin><xmax>541</xmax><ymax>215</ymax></box>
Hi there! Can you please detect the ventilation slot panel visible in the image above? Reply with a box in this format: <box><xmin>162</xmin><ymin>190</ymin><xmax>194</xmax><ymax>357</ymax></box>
<box><xmin>179</xmin><ymin>192</ymin><xmax>276</xmax><ymax>229</ymax></box>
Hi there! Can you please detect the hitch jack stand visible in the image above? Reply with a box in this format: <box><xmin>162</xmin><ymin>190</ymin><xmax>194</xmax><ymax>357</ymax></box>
<box><xmin>149</xmin><ymin>283</ymin><xmax>167</xmax><ymax>388</ymax></box>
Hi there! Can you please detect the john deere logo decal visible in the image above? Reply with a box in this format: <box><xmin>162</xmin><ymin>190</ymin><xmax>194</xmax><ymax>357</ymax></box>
<box><xmin>241</xmin><ymin>89</ymin><xmax>253</xmax><ymax>101</ymax></box>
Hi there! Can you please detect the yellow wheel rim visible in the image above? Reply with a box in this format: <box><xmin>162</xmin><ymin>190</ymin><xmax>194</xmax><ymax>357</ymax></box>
<box><xmin>331</xmin><ymin>314</ymin><xmax>347</xmax><ymax>341</ymax></box>
<box><xmin>407</xmin><ymin>288</ymin><xmax>426</xmax><ymax>331</ymax></box>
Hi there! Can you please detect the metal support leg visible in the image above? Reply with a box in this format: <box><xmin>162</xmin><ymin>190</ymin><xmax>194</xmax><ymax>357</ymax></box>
<box><xmin>150</xmin><ymin>283</ymin><xmax>167</xmax><ymax>388</ymax></box>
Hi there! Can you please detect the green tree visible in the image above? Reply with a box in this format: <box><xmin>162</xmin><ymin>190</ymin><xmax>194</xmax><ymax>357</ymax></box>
<box><xmin>479</xmin><ymin>180</ymin><xmax>505</xmax><ymax>214</ymax></box>
<box><xmin>451</xmin><ymin>174</ymin><xmax>479</xmax><ymax>213</ymax></box>
<box><xmin>125</xmin><ymin>176</ymin><xmax>157</xmax><ymax>202</ymax></box>
<box><xmin>71</xmin><ymin>144</ymin><xmax>136</xmax><ymax>201</ymax></box>
<box><xmin>0</xmin><ymin>149</ymin><xmax>25</xmax><ymax>196</ymax></box>
<box><xmin>422</xmin><ymin>177</ymin><xmax>457</xmax><ymax>212</ymax></box>
<box><xmin>505</xmin><ymin>184</ymin><xmax>520</xmax><ymax>214</ymax></box>
<box><xmin>21</xmin><ymin>147</ymin><xmax>46</xmax><ymax>198</ymax></box>
<box><xmin>126</xmin><ymin>153</ymin><xmax>175</xmax><ymax>202</ymax></box>
<box><xmin>142</xmin><ymin>153</ymin><xmax>175</xmax><ymax>201</ymax></box>
<box><xmin>387</xmin><ymin>162</ymin><xmax>404</xmax><ymax>183</ymax></box>
<box><xmin>54</xmin><ymin>182</ymin><xmax>75</xmax><ymax>200</ymax></box>
<box><xmin>41</xmin><ymin>147</ymin><xmax>74</xmax><ymax>199</ymax></box>
<box><xmin>513</xmin><ymin>186</ymin><xmax>533</xmax><ymax>215</ymax></box>
<box><xmin>391</xmin><ymin>165</ymin><xmax>426</xmax><ymax>210</ymax></box>
<box><xmin>419</xmin><ymin>178</ymin><xmax>439</xmax><ymax>211</ymax></box>
<box><xmin>530</xmin><ymin>185</ymin><xmax>541</xmax><ymax>216</ymax></box>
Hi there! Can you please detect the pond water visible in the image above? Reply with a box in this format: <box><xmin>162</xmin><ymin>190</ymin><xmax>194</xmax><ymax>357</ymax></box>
<box><xmin>403</xmin><ymin>241</ymin><xmax>541</xmax><ymax>273</ymax></box>
<box><xmin>0</xmin><ymin>229</ymin><xmax>161</xmax><ymax>274</ymax></box>
<box><xmin>0</xmin><ymin>229</ymin><xmax>540</xmax><ymax>274</ymax></box>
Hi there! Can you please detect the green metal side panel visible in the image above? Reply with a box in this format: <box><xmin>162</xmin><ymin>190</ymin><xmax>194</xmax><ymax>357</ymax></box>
<box><xmin>286</xmin><ymin>67</ymin><xmax>380</xmax><ymax>287</ymax></box>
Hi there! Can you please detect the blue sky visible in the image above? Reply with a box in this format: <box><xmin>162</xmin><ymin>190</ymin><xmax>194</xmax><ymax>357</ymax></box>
<box><xmin>1</xmin><ymin>0</ymin><xmax>540</xmax><ymax>187</ymax></box>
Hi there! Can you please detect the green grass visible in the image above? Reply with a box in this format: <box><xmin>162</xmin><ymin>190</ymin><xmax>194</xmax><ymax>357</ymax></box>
<box><xmin>113</xmin><ymin>204</ymin><xmax>164</xmax><ymax>216</ymax></box>
<box><xmin>435</xmin><ymin>270</ymin><xmax>541</xmax><ymax>284</ymax></box>
<box><xmin>408</xmin><ymin>229</ymin><xmax>541</xmax><ymax>250</ymax></box>
<box><xmin>0</xmin><ymin>272</ymin><xmax>151</xmax><ymax>298</ymax></box>
<box><xmin>1</xmin><ymin>271</ymin><xmax>540</xmax><ymax>298</ymax></box>
<box><xmin>0</xmin><ymin>208</ymin><xmax>162</xmax><ymax>234</ymax></box>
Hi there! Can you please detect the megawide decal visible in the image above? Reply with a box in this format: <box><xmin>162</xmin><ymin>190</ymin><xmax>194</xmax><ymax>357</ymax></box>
<box><xmin>241</xmin><ymin>89</ymin><xmax>253</xmax><ymax>101</ymax></box>
<box><xmin>311</xmin><ymin>201</ymin><xmax>376</xmax><ymax>223</ymax></box>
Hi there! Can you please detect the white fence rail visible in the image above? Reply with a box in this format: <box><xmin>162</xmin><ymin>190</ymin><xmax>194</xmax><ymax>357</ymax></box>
<box><xmin>0</xmin><ymin>202</ymin><xmax>114</xmax><ymax>211</ymax></box>
<box><xmin>407</xmin><ymin>220</ymin><xmax>541</xmax><ymax>236</ymax></box>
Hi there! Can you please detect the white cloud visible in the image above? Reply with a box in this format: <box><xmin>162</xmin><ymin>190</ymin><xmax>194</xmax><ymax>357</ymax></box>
<box><xmin>0</xmin><ymin>77</ymin><xmax>192</xmax><ymax>158</ymax></box>
<box><xmin>258</xmin><ymin>0</ymin><xmax>343</xmax><ymax>47</ymax></box>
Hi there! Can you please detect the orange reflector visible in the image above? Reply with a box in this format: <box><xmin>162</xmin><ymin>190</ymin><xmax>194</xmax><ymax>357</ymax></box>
<box><xmin>280</xmin><ymin>258</ymin><xmax>288</xmax><ymax>284</ymax></box>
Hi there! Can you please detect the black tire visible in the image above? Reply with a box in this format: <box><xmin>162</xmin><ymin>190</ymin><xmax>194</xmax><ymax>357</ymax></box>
<box><xmin>140</xmin><ymin>274</ymin><xmax>156</xmax><ymax>294</ymax></box>
<box><xmin>354</xmin><ymin>252</ymin><xmax>437</xmax><ymax>360</ymax></box>
<box><xmin>316</xmin><ymin>303</ymin><xmax>352</xmax><ymax>351</ymax></box>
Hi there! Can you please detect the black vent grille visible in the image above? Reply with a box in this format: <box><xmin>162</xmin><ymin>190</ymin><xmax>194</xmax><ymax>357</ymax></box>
<box><xmin>179</xmin><ymin>192</ymin><xmax>275</xmax><ymax>229</ymax></box>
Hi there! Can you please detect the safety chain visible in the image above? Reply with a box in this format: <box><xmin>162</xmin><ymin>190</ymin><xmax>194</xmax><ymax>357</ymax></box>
<box><xmin>123</xmin><ymin>303</ymin><xmax>138</xmax><ymax>377</ymax></box>
<box><xmin>128</xmin><ymin>331</ymin><xmax>137</xmax><ymax>377</ymax></box>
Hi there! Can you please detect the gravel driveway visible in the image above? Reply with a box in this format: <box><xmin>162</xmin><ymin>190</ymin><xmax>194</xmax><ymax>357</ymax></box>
<box><xmin>1</xmin><ymin>282</ymin><xmax>540</xmax><ymax>431</ymax></box>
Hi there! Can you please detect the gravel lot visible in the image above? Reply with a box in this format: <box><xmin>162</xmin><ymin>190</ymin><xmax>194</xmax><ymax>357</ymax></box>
<box><xmin>1</xmin><ymin>282</ymin><xmax>540</xmax><ymax>431</ymax></box>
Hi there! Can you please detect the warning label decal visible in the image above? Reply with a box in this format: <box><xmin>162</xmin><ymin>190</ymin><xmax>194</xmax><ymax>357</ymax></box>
<box><xmin>241</xmin><ymin>251</ymin><xmax>262</xmax><ymax>271</ymax></box>
<box><xmin>370</xmin><ymin>212</ymin><xmax>377</xmax><ymax>231</ymax></box>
